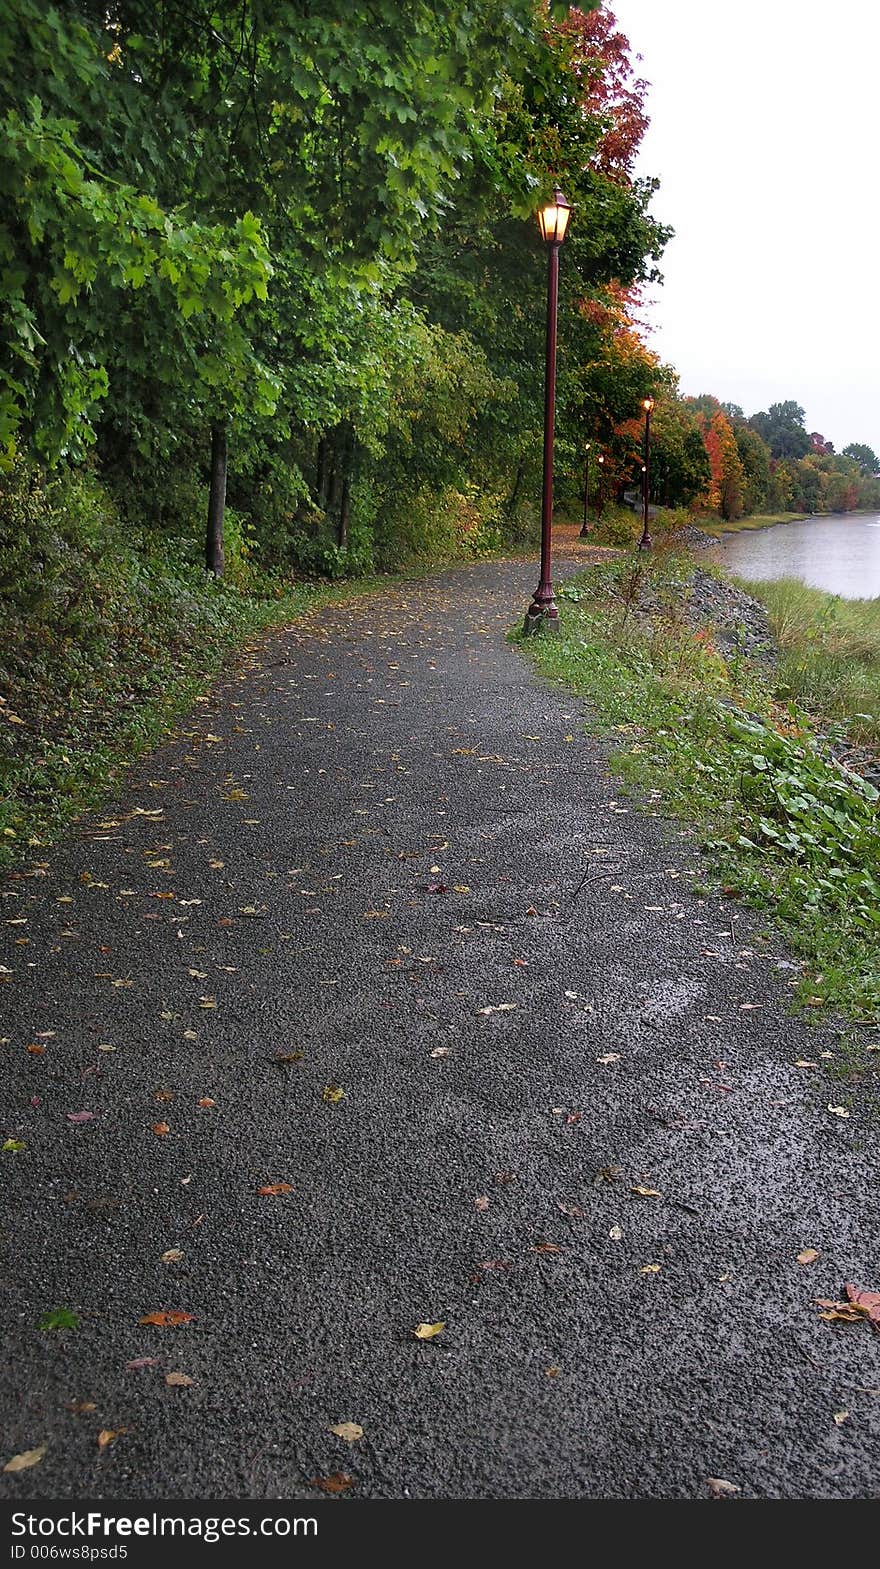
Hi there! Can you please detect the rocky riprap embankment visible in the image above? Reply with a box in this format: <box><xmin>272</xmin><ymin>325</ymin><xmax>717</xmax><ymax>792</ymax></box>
<box><xmin>684</xmin><ymin>567</ymin><xmax>777</xmax><ymax>664</ymax></box>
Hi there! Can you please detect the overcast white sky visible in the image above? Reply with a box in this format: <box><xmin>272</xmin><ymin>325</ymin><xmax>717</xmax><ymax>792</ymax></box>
<box><xmin>609</xmin><ymin>0</ymin><xmax>880</xmax><ymax>453</ymax></box>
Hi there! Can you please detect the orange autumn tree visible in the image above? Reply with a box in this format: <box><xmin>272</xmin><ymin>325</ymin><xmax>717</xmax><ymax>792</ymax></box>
<box><xmin>692</xmin><ymin>403</ymin><xmax>746</xmax><ymax>520</ymax></box>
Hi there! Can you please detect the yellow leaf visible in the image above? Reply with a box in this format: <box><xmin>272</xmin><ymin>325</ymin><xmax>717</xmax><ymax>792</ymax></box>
<box><xmin>322</xmin><ymin>1085</ymin><xmax>345</xmax><ymax>1103</ymax></box>
<box><xmin>797</xmin><ymin>1248</ymin><xmax>820</xmax><ymax>1266</ymax></box>
<box><xmin>4</xmin><ymin>1445</ymin><xmax>46</xmax><ymax>1473</ymax></box>
<box><xmin>630</xmin><ymin>1185</ymin><xmax>662</xmax><ymax>1198</ymax></box>
<box><xmin>414</xmin><ymin>1321</ymin><xmax>445</xmax><ymax>1340</ymax></box>
<box><xmin>97</xmin><ymin>1428</ymin><xmax>127</xmax><ymax>1449</ymax></box>
<box><xmin>328</xmin><ymin>1422</ymin><xmax>363</xmax><ymax>1442</ymax></box>
<box><xmin>640</xmin><ymin>1263</ymin><xmax>662</xmax><ymax>1274</ymax></box>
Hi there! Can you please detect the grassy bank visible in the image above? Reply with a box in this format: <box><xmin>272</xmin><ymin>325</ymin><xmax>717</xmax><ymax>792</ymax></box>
<box><xmin>0</xmin><ymin>462</ymin><xmax>436</xmax><ymax>867</ymax></box>
<box><xmin>701</xmin><ymin>511</ymin><xmax>809</xmax><ymax>536</ymax></box>
<box><xmin>520</xmin><ymin>551</ymin><xmax>880</xmax><ymax>1054</ymax></box>
<box><xmin>743</xmin><ymin>577</ymin><xmax>880</xmax><ymax>753</ymax></box>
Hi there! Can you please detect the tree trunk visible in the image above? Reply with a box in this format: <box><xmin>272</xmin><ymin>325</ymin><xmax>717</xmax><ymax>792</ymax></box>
<box><xmin>205</xmin><ymin>420</ymin><xmax>227</xmax><ymax>578</ymax></box>
<box><xmin>338</xmin><ymin>468</ymin><xmax>351</xmax><ymax>548</ymax></box>
<box><xmin>316</xmin><ymin>436</ymin><xmax>329</xmax><ymax>509</ymax></box>
<box><xmin>505</xmin><ymin>462</ymin><xmax>525</xmax><ymax>517</ymax></box>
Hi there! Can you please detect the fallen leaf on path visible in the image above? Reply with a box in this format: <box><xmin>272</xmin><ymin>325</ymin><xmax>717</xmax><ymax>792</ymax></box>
<box><xmin>151</xmin><ymin>1123</ymin><xmax>170</xmax><ymax>1137</ymax></box>
<box><xmin>794</xmin><ymin>1060</ymin><xmax>819</xmax><ymax>1069</ymax></box>
<box><xmin>65</xmin><ymin>1400</ymin><xmax>96</xmax><ymax>1414</ymax></box>
<box><xmin>845</xmin><ymin>1284</ymin><xmax>880</xmax><ymax>1329</ymax></box>
<box><xmin>827</xmin><ymin>1105</ymin><xmax>850</xmax><ymax>1118</ymax></box>
<box><xmin>631</xmin><ymin>1185</ymin><xmax>662</xmax><ymax>1199</ymax></box>
<box><xmin>557</xmin><ymin>1203</ymin><xmax>584</xmax><ymax>1219</ymax></box>
<box><xmin>475</xmin><ymin>1195</ymin><xmax>489</xmax><ymax>1211</ymax></box>
<box><xmin>596</xmin><ymin>1054</ymin><xmax>620</xmax><ymax>1065</ymax></box>
<box><xmin>67</xmin><ymin>1111</ymin><xmax>97</xmax><ymax>1124</ymax></box>
<box><xmin>476</xmin><ymin>1003</ymin><xmax>517</xmax><ymax>1016</ymax></box>
<box><xmin>609</xmin><ymin>1225</ymin><xmax>623</xmax><ymax>1241</ymax></box>
<box><xmin>4</xmin><ymin>1446</ymin><xmax>46</xmax><ymax>1473</ymax></box>
<box><xmin>310</xmin><ymin>1473</ymin><xmax>354</xmax><ymax>1494</ymax></box>
<box><xmin>817</xmin><ymin>1299</ymin><xmax>871</xmax><ymax>1325</ymax></box>
<box><xmin>797</xmin><ymin>1249</ymin><xmax>820</xmax><ymax>1266</ymax></box>
<box><xmin>833</xmin><ymin>1410</ymin><xmax>849</xmax><ymax>1425</ymax></box>
<box><xmin>640</xmin><ymin>1264</ymin><xmax>662</xmax><ymax>1274</ymax></box>
<box><xmin>328</xmin><ymin>1423</ymin><xmax>363</xmax><ymax>1442</ymax></box>
<box><xmin>162</xmin><ymin>1248</ymin><xmax>184</xmax><ymax>1264</ymax></box>
<box><xmin>165</xmin><ymin>1372</ymin><xmax>194</xmax><ymax>1387</ymax></box>
<box><xmin>322</xmin><ymin>1085</ymin><xmax>345</xmax><ymax>1104</ymax></box>
<box><xmin>197</xmin><ymin>1097</ymin><xmax>216</xmax><ymax>1109</ymax></box>
<box><xmin>430</xmin><ymin>1046</ymin><xmax>450</xmax><ymax>1058</ymax></box>
<box><xmin>544</xmin><ymin>1366</ymin><xmax>560</xmax><ymax>1378</ymax></box>
<box><xmin>139</xmin><ymin>1311</ymin><xmax>193</xmax><ymax>1327</ymax></box>
<box><xmin>3</xmin><ymin>1139</ymin><xmax>26</xmax><ymax>1152</ymax></box>
<box><xmin>258</xmin><ymin>1183</ymin><xmax>294</xmax><ymax>1196</ymax></box>
<box><xmin>97</xmin><ymin>1429</ymin><xmax>127</xmax><ymax>1449</ymax></box>
<box><xmin>125</xmin><ymin>1358</ymin><xmax>160</xmax><ymax>1370</ymax></box>
<box><xmin>414</xmin><ymin>1322</ymin><xmax>444</xmax><ymax>1340</ymax></box>
<box><xmin>706</xmin><ymin>1477</ymin><xmax>740</xmax><ymax>1498</ymax></box>
<box><xmin>530</xmin><ymin>1242</ymin><xmax>562</xmax><ymax>1254</ymax></box>
<box><xmin>274</xmin><ymin>1052</ymin><xmax>304</xmax><ymax>1065</ymax></box>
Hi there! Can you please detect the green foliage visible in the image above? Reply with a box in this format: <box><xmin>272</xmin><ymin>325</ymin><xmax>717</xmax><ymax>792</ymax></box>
<box><xmin>524</xmin><ymin>556</ymin><xmax>880</xmax><ymax>1022</ymax></box>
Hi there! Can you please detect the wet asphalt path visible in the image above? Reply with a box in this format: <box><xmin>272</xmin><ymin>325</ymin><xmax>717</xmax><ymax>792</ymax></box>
<box><xmin>1</xmin><ymin>551</ymin><xmax>879</xmax><ymax>1500</ymax></box>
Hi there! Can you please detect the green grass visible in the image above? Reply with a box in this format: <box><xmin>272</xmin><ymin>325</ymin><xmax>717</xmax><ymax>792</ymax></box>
<box><xmin>701</xmin><ymin>512</ymin><xmax>809</xmax><ymax>536</ymax></box>
<box><xmin>742</xmin><ymin>577</ymin><xmax>880</xmax><ymax>752</ymax></box>
<box><xmin>519</xmin><ymin>551</ymin><xmax>880</xmax><ymax>1038</ymax></box>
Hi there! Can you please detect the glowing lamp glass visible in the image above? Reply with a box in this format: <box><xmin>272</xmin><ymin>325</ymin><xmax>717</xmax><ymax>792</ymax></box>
<box><xmin>537</xmin><ymin>189</ymin><xmax>571</xmax><ymax>245</ymax></box>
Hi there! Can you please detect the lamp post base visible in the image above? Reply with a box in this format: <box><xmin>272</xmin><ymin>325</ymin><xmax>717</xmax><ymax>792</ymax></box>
<box><xmin>523</xmin><ymin>602</ymin><xmax>560</xmax><ymax>637</ymax></box>
<box><xmin>638</xmin><ymin>532</ymin><xmax>652</xmax><ymax>551</ymax></box>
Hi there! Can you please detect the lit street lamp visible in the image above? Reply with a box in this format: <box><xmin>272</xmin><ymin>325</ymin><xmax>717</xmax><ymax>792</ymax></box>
<box><xmin>580</xmin><ymin>445</ymin><xmax>604</xmax><ymax>538</ymax></box>
<box><xmin>638</xmin><ymin>396</ymin><xmax>654</xmax><ymax>550</ymax></box>
<box><xmin>525</xmin><ymin>188</ymin><xmax>571</xmax><ymax>634</ymax></box>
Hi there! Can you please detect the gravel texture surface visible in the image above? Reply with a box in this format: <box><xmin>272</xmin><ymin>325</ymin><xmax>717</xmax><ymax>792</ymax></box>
<box><xmin>1</xmin><ymin>550</ymin><xmax>878</xmax><ymax>1501</ymax></box>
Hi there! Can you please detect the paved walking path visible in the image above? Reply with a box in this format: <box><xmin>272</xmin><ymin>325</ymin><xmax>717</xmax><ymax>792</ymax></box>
<box><xmin>2</xmin><ymin>550</ymin><xmax>878</xmax><ymax>1500</ymax></box>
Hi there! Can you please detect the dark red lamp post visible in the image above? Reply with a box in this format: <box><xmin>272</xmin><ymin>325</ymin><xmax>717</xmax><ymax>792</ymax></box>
<box><xmin>580</xmin><ymin>446</ymin><xmax>604</xmax><ymax>537</ymax></box>
<box><xmin>638</xmin><ymin>396</ymin><xmax>654</xmax><ymax>550</ymax></box>
<box><xmin>525</xmin><ymin>188</ymin><xmax>571</xmax><ymax>634</ymax></box>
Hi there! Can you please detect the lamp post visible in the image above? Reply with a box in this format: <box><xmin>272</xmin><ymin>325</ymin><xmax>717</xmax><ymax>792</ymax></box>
<box><xmin>525</xmin><ymin>188</ymin><xmax>571</xmax><ymax>634</ymax></box>
<box><xmin>580</xmin><ymin>447</ymin><xmax>604</xmax><ymax>537</ymax></box>
<box><xmin>638</xmin><ymin>396</ymin><xmax>654</xmax><ymax>550</ymax></box>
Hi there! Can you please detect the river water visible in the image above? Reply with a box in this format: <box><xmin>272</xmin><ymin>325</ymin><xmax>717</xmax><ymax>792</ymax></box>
<box><xmin>711</xmin><ymin>513</ymin><xmax>880</xmax><ymax>599</ymax></box>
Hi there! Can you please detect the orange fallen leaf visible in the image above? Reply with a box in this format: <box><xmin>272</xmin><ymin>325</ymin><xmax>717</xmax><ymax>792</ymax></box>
<box><xmin>164</xmin><ymin>1372</ymin><xmax>194</xmax><ymax>1387</ymax></box>
<box><xmin>310</xmin><ymin>1473</ymin><xmax>354</xmax><ymax>1494</ymax></box>
<box><xmin>258</xmin><ymin>1183</ymin><xmax>294</xmax><ymax>1196</ymax></box>
<box><xmin>530</xmin><ymin>1242</ymin><xmax>562</xmax><ymax>1253</ymax></box>
<box><xmin>817</xmin><ymin>1298</ymin><xmax>871</xmax><ymax>1325</ymax></box>
<box><xmin>197</xmin><ymin>1097</ymin><xmax>216</xmax><ymax>1108</ymax></box>
<box><xmin>139</xmin><ymin>1310</ymin><xmax>194</xmax><ymax>1327</ymax></box>
<box><xmin>26</xmin><ymin>1044</ymin><xmax>45</xmax><ymax>1056</ymax></box>
<box><xmin>151</xmin><ymin>1122</ymin><xmax>170</xmax><ymax>1137</ymax></box>
<box><xmin>328</xmin><ymin>1423</ymin><xmax>363</xmax><ymax>1442</ymax></box>
<box><xmin>97</xmin><ymin>1428</ymin><xmax>127</xmax><ymax>1449</ymax></box>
